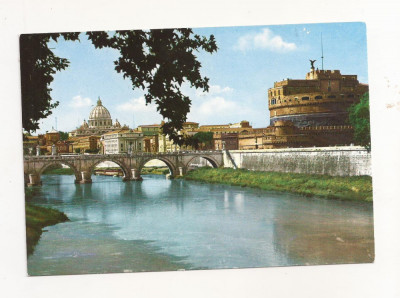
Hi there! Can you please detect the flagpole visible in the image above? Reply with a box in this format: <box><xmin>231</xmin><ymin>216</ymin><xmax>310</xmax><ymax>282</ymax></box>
<box><xmin>321</xmin><ymin>32</ymin><xmax>324</xmax><ymax>70</ymax></box>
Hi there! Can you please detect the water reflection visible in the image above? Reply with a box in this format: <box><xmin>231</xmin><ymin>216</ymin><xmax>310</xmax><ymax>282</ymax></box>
<box><xmin>28</xmin><ymin>174</ymin><xmax>374</xmax><ymax>275</ymax></box>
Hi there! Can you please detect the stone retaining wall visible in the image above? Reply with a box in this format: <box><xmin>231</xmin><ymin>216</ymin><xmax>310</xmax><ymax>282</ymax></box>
<box><xmin>223</xmin><ymin>146</ymin><xmax>371</xmax><ymax>176</ymax></box>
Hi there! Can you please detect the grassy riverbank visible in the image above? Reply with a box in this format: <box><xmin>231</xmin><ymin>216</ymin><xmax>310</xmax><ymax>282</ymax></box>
<box><xmin>185</xmin><ymin>168</ymin><xmax>373</xmax><ymax>202</ymax></box>
<box><xmin>25</xmin><ymin>200</ymin><xmax>69</xmax><ymax>255</ymax></box>
<box><xmin>141</xmin><ymin>167</ymin><xmax>170</xmax><ymax>175</ymax></box>
<box><xmin>43</xmin><ymin>168</ymin><xmax>74</xmax><ymax>175</ymax></box>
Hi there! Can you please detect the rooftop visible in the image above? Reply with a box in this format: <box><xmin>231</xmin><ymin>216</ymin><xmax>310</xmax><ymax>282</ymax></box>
<box><xmin>138</xmin><ymin>124</ymin><xmax>161</xmax><ymax>128</ymax></box>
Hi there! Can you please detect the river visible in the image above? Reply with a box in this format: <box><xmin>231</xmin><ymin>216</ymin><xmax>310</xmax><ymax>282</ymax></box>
<box><xmin>27</xmin><ymin>174</ymin><xmax>374</xmax><ymax>276</ymax></box>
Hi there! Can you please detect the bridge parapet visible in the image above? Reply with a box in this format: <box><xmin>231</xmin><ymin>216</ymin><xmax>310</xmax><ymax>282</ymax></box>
<box><xmin>23</xmin><ymin>150</ymin><xmax>223</xmax><ymax>160</ymax></box>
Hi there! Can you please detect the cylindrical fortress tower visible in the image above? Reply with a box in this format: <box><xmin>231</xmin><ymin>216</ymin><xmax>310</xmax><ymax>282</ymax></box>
<box><xmin>268</xmin><ymin>69</ymin><xmax>368</xmax><ymax>127</ymax></box>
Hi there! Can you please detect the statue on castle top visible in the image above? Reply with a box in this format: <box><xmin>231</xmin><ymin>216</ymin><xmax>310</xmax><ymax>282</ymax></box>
<box><xmin>309</xmin><ymin>59</ymin><xmax>316</xmax><ymax>70</ymax></box>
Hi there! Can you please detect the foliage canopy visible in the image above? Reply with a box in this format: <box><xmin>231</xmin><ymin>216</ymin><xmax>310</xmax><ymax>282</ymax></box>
<box><xmin>59</xmin><ymin>131</ymin><xmax>69</xmax><ymax>141</ymax></box>
<box><xmin>348</xmin><ymin>92</ymin><xmax>371</xmax><ymax>149</ymax></box>
<box><xmin>20</xmin><ymin>30</ymin><xmax>218</xmax><ymax>144</ymax></box>
<box><xmin>185</xmin><ymin>131</ymin><xmax>214</xmax><ymax>150</ymax></box>
<box><xmin>20</xmin><ymin>33</ymin><xmax>80</xmax><ymax>133</ymax></box>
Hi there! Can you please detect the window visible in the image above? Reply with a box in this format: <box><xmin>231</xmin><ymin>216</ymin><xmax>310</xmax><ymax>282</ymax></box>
<box><xmin>347</xmin><ymin>94</ymin><xmax>355</xmax><ymax>98</ymax></box>
<box><xmin>302</xmin><ymin>96</ymin><xmax>310</xmax><ymax>100</ymax></box>
<box><xmin>328</xmin><ymin>95</ymin><xmax>336</xmax><ymax>99</ymax></box>
<box><xmin>315</xmin><ymin>95</ymin><xmax>322</xmax><ymax>99</ymax></box>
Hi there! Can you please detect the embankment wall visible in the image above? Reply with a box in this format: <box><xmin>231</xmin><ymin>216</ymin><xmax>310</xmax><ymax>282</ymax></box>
<box><xmin>223</xmin><ymin>146</ymin><xmax>371</xmax><ymax>176</ymax></box>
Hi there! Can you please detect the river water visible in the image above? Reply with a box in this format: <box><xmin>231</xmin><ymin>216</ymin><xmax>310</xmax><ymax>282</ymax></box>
<box><xmin>27</xmin><ymin>174</ymin><xmax>374</xmax><ymax>276</ymax></box>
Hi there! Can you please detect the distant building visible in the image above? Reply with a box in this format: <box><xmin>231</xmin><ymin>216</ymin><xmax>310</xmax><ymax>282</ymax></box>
<box><xmin>137</xmin><ymin>124</ymin><xmax>161</xmax><ymax>152</ymax></box>
<box><xmin>197</xmin><ymin>120</ymin><xmax>251</xmax><ymax>133</ymax></box>
<box><xmin>69</xmin><ymin>135</ymin><xmax>100</xmax><ymax>153</ymax></box>
<box><xmin>23</xmin><ymin>128</ymin><xmax>65</xmax><ymax>155</ymax></box>
<box><xmin>23</xmin><ymin>135</ymin><xmax>39</xmax><ymax>155</ymax></box>
<box><xmin>268</xmin><ymin>68</ymin><xmax>368</xmax><ymax>127</ymax></box>
<box><xmin>158</xmin><ymin>133</ymin><xmax>178</xmax><ymax>152</ymax></box>
<box><xmin>157</xmin><ymin>122</ymin><xmax>200</xmax><ymax>152</ymax></box>
<box><xmin>213</xmin><ymin>132</ymin><xmax>239</xmax><ymax>150</ymax></box>
<box><xmin>101</xmin><ymin>129</ymin><xmax>144</xmax><ymax>154</ymax></box>
<box><xmin>69</xmin><ymin>98</ymin><xmax>128</xmax><ymax>137</ymax></box>
<box><xmin>51</xmin><ymin>140</ymin><xmax>71</xmax><ymax>154</ymax></box>
<box><xmin>182</xmin><ymin>122</ymin><xmax>200</xmax><ymax>136</ymax></box>
<box><xmin>238</xmin><ymin>123</ymin><xmax>311</xmax><ymax>150</ymax></box>
<box><xmin>236</xmin><ymin>64</ymin><xmax>369</xmax><ymax>150</ymax></box>
<box><xmin>45</xmin><ymin>128</ymin><xmax>60</xmax><ymax>144</ymax></box>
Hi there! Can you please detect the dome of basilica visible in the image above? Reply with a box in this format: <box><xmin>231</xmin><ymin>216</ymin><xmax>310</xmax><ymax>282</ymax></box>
<box><xmin>89</xmin><ymin>98</ymin><xmax>112</xmax><ymax>120</ymax></box>
<box><xmin>88</xmin><ymin>98</ymin><xmax>113</xmax><ymax>128</ymax></box>
<box><xmin>69</xmin><ymin>96</ymin><xmax>130</xmax><ymax>137</ymax></box>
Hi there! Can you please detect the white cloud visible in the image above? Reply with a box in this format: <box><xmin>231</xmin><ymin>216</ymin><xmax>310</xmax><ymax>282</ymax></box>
<box><xmin>69</xmin><ymin>95</ymin><xmax>93</xmax><ymax>108</ymax></box>
<box><xmin>188</xmin><ymin>95</ymin><xmax>261</xmax><ymax>125</ymax></box>
<box><xmin>187</xmin><ymin>82</ymin><xmax>263</xmax><ymax>125</ymax></box>
<box><xmin>236</xmin><ymin>28</ymin><xmax>297</xmax><ymax>52</ymax></box>
<box><xmin>116</xmin><ymin>96</ymin><xmax>162</xmax><ymax>125</ymax></box>
<box><xmin>116</xmin><ymin>96</ymin><xmax>156</xmax><ymax>113</ymax></box>
<box><xmin>197</xmin><ymin>96</ymin><xmax>239</xmax><ymax>114</ymax></box>
<box><xmin>195</xmin><ymin>85</ymin><xmax>234</xmax><ymax>97</ymax></box>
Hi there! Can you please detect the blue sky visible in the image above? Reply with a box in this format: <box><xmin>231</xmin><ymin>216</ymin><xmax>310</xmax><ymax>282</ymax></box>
<box><xmin>37</xmin><ymin>22</ymin><xmax>368</xmax><ymax>134</ymax></box>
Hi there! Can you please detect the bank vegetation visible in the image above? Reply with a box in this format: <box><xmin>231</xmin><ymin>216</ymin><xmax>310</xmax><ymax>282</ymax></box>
<box><xmin>185</xmin><ymin>168</ymin><xmax>373</xmax><ymax>202</ymax></box>
<box><xmin>25</xmin><ymin>188</ymin><xmax>69</xmax><ymax>255</ymax></box>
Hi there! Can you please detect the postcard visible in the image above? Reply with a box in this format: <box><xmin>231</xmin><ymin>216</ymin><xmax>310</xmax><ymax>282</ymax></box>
<box><xmin>21</xmin><ymin>23</ymin><xmax>374</xmax><ymax>276</ymax></box>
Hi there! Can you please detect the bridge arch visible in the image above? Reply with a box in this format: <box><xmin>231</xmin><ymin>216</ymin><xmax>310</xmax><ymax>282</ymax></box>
<box><xmin>138</xmin><ymin>157</ymin><xmax>177</xmax><ymax>177</ymax></box>
<box><xmin>38</xmin><ymin>160</ymin><xmax>81</xmax><ymax>183</ymax></box>
<box><xmin>184</xmin><ymin>155</ymin><xmax>221</xmax><ymax>173</ymax></box>
<box><xmin>88</xmin><ymin>158</ymin><xmax>132</xmax><ymax>180</ymax></box>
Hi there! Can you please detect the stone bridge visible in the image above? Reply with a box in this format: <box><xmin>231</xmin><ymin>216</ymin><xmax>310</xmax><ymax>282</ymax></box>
<box><xmin>23</xmin><ymin>151</ymin><xmax>224</xmax><ymax>186</ymax></box>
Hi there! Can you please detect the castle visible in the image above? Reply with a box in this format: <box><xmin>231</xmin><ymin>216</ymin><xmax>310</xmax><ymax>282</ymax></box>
<box><xmin>238</xmin><ymin>62</ymin><xmax>369</xmax><ymax>149</ymax></box>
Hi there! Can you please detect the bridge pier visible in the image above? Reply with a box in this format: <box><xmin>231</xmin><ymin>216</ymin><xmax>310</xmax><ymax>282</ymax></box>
<box><xmin>79</xmin><ymin>171</ymin><xmax>92</xmax><ymax>184</ymax></box>
<box><xmin>27</xmin><ymin>173</ymin><xmax>42</xmax><ymax>186</ymax></box>
<box><xmin>178</xmin><ymin>166</ymin><xmax>184</xmax><ymax>177</ymax></box>
<box><xmin>130</xmin><ymin>169</ymin><xmax>143</xmax><ymax>181</ymax></box>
